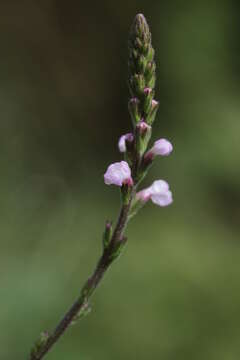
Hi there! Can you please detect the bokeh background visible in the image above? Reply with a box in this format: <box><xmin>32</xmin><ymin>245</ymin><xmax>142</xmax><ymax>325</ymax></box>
<box><xmin>1</xmin><ymin>1</ymin><xmax>240</xmax><ymax>359</ymax></box>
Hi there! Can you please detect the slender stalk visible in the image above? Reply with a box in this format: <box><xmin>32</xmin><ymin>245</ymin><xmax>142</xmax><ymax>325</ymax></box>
<box><xmin>28</xmin><ymin>13</ymin><xmax>171</xmax><ymax>360</ymax></box>
<box><xmin>29</xmin><ymin>193</ymin><xmax>133</xmax><ymax>360</ymax></box>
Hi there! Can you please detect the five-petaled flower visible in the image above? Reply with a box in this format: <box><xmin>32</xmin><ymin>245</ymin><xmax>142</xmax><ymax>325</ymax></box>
<box><xmin>104</xmin><ymin>161</ymin><xmax>133</xmax><ymax>187</ymax></box>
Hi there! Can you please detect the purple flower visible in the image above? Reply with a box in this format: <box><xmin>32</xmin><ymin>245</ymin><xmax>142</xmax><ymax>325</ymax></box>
<box><xmin>136</xmin><ymin>120</ymin><xmax>151</xmax><ymax>134</ymax></box>
<box><xmin>135</xmin><ymin>187</ymin><xmax>152</xmax><ymax>203</ymax></box>
<box><xmin>144</xmin><ymin>87</ymin><xmax>152</xmax><ymax>96</ymax></box>
<box><xmin>150</xmin><ymin>180</ymin><xmax>173</xmax><ymax>206</ymax></box>
<box><xmin>118</xmin><ymin>133</ymin><xmax>134</xmax><ymax>153</ymax></box>
<box><xmin>151</xmin><ymin>99</ymin><xmax>159</xmax><ymax>108</ymax></box>
<box><xmin>136</xmin><ymin>180</ymin><xmax>173</xmax><ymax>207</ymax></box>
<box><xmin>104</xmin><ymin>161</ymin><xmax>133</xmax><ymax>187</ymax></box>
<box><xmin>150</xmin><ymin>138</ymin><xmax>173</xmax><ymax>156</ymax></box>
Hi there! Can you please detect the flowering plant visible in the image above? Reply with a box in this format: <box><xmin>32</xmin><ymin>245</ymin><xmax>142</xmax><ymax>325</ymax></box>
<box><xmin>29</xmin><ymin>13</ymin><xmax>173</xmax><ymax>360</ymax></box>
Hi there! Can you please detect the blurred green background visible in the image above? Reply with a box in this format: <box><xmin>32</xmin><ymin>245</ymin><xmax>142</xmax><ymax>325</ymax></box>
<box><xmin>1</xmin><ymin>1</ymin><xmax>240</xmax><ymax>359</ymax></box>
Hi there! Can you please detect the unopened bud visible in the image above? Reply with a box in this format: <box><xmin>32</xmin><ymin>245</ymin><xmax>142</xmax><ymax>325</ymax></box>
<box><xmin>146</xmin><ymin>99</ymin><xmax>159</xmax><ymax>125</ymax></box>
<box><xmin>145</xmin><ymin>62</ymin><xmax>156</xmax><ymax>87</ymax></box>
<box><xmin>143</xmin><ymin>87</ymin><xmax>152</xmax><ymax>96</ymax></box>
<box><xmin>136</xmin><ymin>120</ymin><xmax>152</xmax><ymax>156</ymax></box>
<box><xmin>103</xmin><ymin>221</ymin><xmax>112</xmax><ymax>250</ymax></box>
<box><xmin>128</xmin><ymin>97</ymin><xmax>141</xmax><ymax>125</ymax></box>
<box><xmin>128</xmin><ymin>14</ymin><xmax>156</xmax><ymax>99</ymax></box>
<box><xmin>121</xmin><ymin>178</ymin><xmax>134</xmax><ymax>205</ymax></box>
<box><xmin>130</xmin><ymin>74</ymin><xmax>145</xmax><ymax>96</ymax></box>
<box><xmin>143</xmin><ymin>87</ymin><xmax>154</xmax><ymax>114</ymax></box>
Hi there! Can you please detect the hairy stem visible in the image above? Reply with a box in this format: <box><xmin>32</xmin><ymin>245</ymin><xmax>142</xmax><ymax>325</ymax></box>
<box><xmin>29</xmin><ymin>192</ymin><xmax>133</xmax><ymax>360</ymax></box>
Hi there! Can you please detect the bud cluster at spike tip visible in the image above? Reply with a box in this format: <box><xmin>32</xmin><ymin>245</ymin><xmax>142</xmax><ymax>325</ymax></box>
<box><xmin>104</xmin><ymin>14</ymin><xmax>173</xmax><ymax>214</ymax></box>
<box><xmin>128</xmin><ymin>14</ymin><xmax>157</xmax><ymax>124</ymax></box>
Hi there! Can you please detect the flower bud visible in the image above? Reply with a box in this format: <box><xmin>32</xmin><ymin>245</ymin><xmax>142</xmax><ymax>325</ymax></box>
<box><xmin>136</xmin><ymin>120</ymin><xmax>152</xmax><ymax>156</ymax></box>
<box><xmin>136</xmin><ymin>120</ymin><xmax>150</xmax><ymax>134</ymax></box>
<box><xmin>143</xmin><ymin>87</ymin><xmax>154</xmax><ymax>114</ymax></box>
<box><xmin>129</xmin><ymin>74</ymin><xmax>145</xmax><ymax>97</ymax></box>
<box><xmin>146</xmin><ymin>99</ymin><xmax>159</xmax><ymax>125</ymax></box>
<box><xmin>128</xmin><ymin>97</ymin><xmax>141</xmax><ymax>125</ymax></box>
<box><xmin>102</xmin><ymin>221</ymin><xmax>112</xmax><ymax>249</ymax></box>
<box><xmin>143</xmin><ymin>87</ymin><xmax>152</xmax><ymax>96</ymax></box>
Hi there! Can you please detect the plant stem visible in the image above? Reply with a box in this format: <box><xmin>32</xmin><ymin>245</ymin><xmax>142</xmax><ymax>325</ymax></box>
<box><xmin>29</xmin><ymin>192</ymin><xmax>133</xmax><ymax>360</ymax></box>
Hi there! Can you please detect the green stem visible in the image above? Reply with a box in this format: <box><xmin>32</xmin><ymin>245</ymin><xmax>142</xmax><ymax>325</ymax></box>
<box><xmin>29</xmin><ymin>192</ymin><xmax>133</xmax><ymax>360</ymax></box>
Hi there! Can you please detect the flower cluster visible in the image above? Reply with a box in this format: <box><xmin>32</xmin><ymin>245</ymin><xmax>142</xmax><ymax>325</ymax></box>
<box><xmin>104</xmin><ymin>14</ymin><xmax>173</xmax><ymax>212</ymax></box>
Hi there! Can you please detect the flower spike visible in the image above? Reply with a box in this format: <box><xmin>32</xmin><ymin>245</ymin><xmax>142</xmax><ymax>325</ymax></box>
<box><xmin>29</xmin><ymin>14</ymin><xmax>174</xmax><ymax>360</ymax></box>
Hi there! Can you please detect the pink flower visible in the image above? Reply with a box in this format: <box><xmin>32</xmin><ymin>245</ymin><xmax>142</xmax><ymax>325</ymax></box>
<box><xmin>135</xmin><ymin>187</ymin><xmax>152</xmax><ymax>203</ymax></box>
<box><xmin>144</xmin><ymin>87</ymin><xmax>152</xmax><ymax>96</ymax></box>
<box><xmin>136</xmin><ymin>120</ymin><xmax>151</xmax><ymax>134</ymax></box>
<box><xmin>150</xmin><ymin>138</ymin><xmax>173</xmax><ymax>156</ymax></box>
<box><xmin>118</xmin><ymin>133</ymin><xmax>134</xmax><ymax>153</ymax></box>
<box><xmin>151</xmin><ymin>99</ymin><xmax>159</xmax><ymax>108</ymax></box>
<box><xmin>104</xmin><ymin>161</ymin><xmax>133</xmax><ymax>187</ymax></box>
<box><xmin>150</xmin><ymin>180</ymin><xmax>173</xmax><ymax>206</ymax></box>
<box><xmin>136</xmin><ymin>180</ymin><xmax>173</xmax><ymax>207</ymax></box>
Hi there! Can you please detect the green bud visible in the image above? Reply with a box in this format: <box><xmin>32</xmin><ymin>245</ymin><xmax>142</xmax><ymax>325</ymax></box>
<box><xmin>102</xmin><ymin>221</ymin><xmax>112</xmax><ymax>250</ymax></box>
<box><xmin>138</xmin><ymin>54</ymin><xmax>148</xmax><ymax>73</ymax></box>
<box><xmin>128</xmin><ymin>97</ymin><xmax>141</xmax><ymax>126</ymax></box>
<box><xmin>143</xmin><ymin>87</ymin><xmax>154</xmax><ymax>115</ymax></box>
<box><xmin>145</xmin><ymin>61</ymin><xmax>156</xmax><ymax>86</ymax></box>
<box><xmin>146</xmin><ymin>99</ymin><xmax>159</xmax><ymax>125</ymax></box>
<box><xmin>129</xmin><ymin>74</ymin><xmax>145</xmax><ymax>97</ymax></box>
<box><xmin>147</xmin><ymin>76</ymin><xmax>156</xmax><ymax>89</ymax></box>
<box><xmin>128</xmin><ymin>14</ymin><xmax>157</xmax><ymax>129</ymax></box>
<box><xmin>146</xmin><ymin>46</ymin><xmax>155</xmax><ymax>62</ymax></box>
<box><xmin>136</xmin><ymin>121</ymin><xmax>152</xmax><ymax>156</ymax></box>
